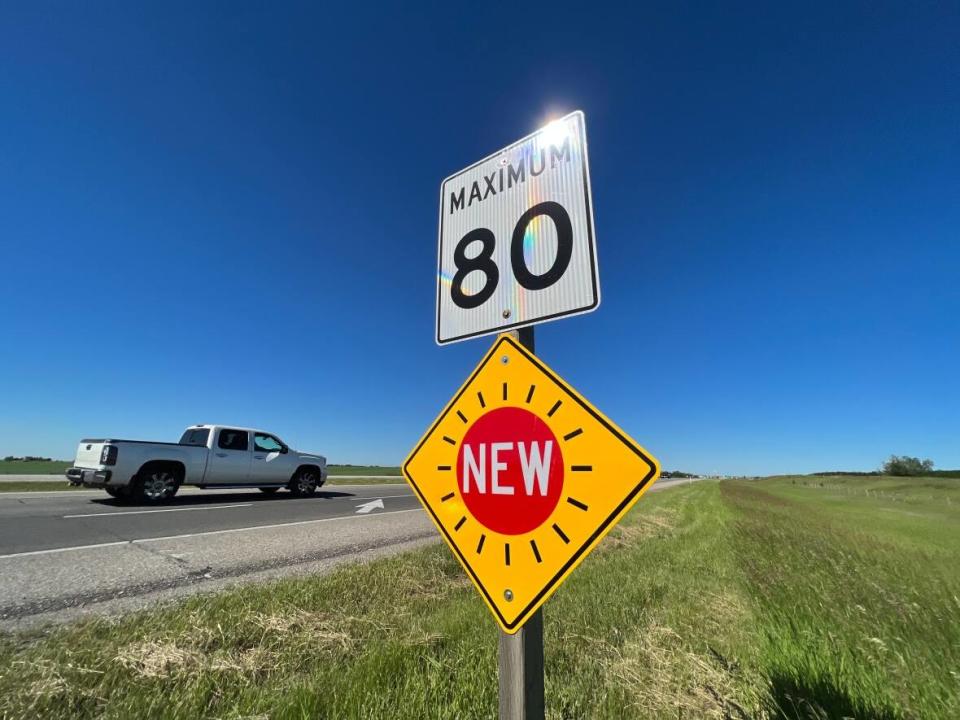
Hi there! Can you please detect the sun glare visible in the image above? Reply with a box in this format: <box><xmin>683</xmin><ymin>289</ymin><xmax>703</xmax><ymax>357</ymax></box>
<box><xmin>540</xmin><ymin>118</ymin><xmax>569</xmax><ymax>148</ymax></box>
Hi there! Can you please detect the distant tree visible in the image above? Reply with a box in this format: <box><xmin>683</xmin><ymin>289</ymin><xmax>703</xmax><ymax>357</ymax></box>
<box><xmin>3</xmin><ymin>456</ymin><xmax>15</xmax><ymax>462</ymax></box>
<box><xmin>881</xmin><ymin>455</ymin><xmax>934</xmax><ymax>476</ymax></box>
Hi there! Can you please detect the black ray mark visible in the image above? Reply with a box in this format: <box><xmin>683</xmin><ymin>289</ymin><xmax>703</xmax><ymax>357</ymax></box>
<box><xmin>525</xmin><ymin>385</ymin><xmax>536</xmax><ymax>403</ymax></box>
<box><xmin>567</xmin><ymin>497</ymin><xmax>589</xmax><ymax>511</ymax></box>
<box><xmin>552</xmin><ymin>523</ymin><xmax>570</xmax><ymax>544</ymax></box>
<box><xmin>442</xmin><ymin>436</ymin><xmax>456</xmax><ymax>445</ymax></box>
<box><xmin>477</xmin><ymin>391</ymin><xmax>486</xmax><ymax>408</ymax></box>
<box><xmin>571</xmin><ymin>465</ymin><xmax>593</xmax><ymax>472</ymax></box>
<box><xmin>563</xmin><ymin>428</ymin><xmax>583</xmax><ymax>441</ymax></box>
<box><xmin>547</xmin><ymin>400</ymin><xmax>562</xmax><ymax>417</ymax></box>
<box><xmin>504</xmin><ymin>543</ymin><xmax>511</xmax><ymax>566</ymax></box>
<box><xmin>476</xmin><ymin>534</ymin><xmax>486</xmax><ymax>554</ymax></box>
<box><xmin>454</xmin><ymin>516</ymin><xmax>466</xmax><ymax>531</ymax></box>
<box><xmin>437</xmin><ymin>465</ymin><xmax>451</xmax><ymax>471</ymax></box>
<box><xmin>530</xmin><ymin>539</ymin><xmax>542</xmax><ymax>563</ymax></box>
<box><xmin>457</xmin><ymin>410</ymin><xmax>468</xmax><ymax>424</ymax></box>
<box><xmin>440</xmin><ymin>492</ymin><xmax>455</xmax><ymax>502</ymax></box>
<box><xmin>502</xmin><ymin>382</ymin><xmax>508</xmax><ymax>401</ymax></box>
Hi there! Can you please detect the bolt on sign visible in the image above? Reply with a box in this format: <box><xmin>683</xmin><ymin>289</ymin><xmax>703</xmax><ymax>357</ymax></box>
<box><xmin>403</xmin><ymin>335</ymin><xmax>660</xmax><ymax>633</ymax></box>
<box><xmin>436</xmin><ymin>110</ymin><xmax>599</xmax><ymax>345</ymax></box>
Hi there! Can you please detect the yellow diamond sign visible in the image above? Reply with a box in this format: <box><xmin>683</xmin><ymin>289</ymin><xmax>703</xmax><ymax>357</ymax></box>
<box><xmin>403</xmin><ymin>335</ymin><xmax>660</xmax><ymax>633</ymax></box>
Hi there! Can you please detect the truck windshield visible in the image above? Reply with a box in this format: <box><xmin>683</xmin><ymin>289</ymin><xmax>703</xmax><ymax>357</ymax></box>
<box><xmin>179</xmin><ymin>428</ymin><xmax>210</xmax><ymax>447</ymax></box>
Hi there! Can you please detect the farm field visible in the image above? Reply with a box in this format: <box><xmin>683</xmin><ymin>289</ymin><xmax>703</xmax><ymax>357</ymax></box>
<box><xmin>0</xmin><ymin>476</ymin><xmax>956</xmax><ymax>719</ymax></box>
<box><xmin>326</xmin><ymin>465</ymin><xmax>401</xmax><ymax>476</ymax></box>
<box><xmin>0</xmin><ymin>460</ymin><xmax>71</xmax><ymax>475</ymax></box>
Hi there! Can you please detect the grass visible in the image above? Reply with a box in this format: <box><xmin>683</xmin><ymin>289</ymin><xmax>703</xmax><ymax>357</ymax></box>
<box><xmin>0</xmin><ymin>460</ymin><xmax>70</xmax><ymax>475</ymax></box>
<box><xmin>327</xmin><ymin>465</ymin><xmax>400</xmax><ymax>476</ymax></box>
<box><xmin>327</xmin><ymin>476</ymin><xmax>404</xmax><ymax>486</ymax></box>
<box><xmin>0</xmin><ymin>482</ymin><xmax>85</xmax><ymax>493</ymax></box>
<box><xmin>0</xmin><ymin>476</ymin><xmax>956</xmax><ymax>719</ymax></box>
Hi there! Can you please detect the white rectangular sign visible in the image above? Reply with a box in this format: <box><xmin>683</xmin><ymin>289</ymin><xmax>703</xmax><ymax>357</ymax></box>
<box><xmin>436</xmin><ymin>110</ymin><xmax>599</xmax><ymax>344</ymax></box>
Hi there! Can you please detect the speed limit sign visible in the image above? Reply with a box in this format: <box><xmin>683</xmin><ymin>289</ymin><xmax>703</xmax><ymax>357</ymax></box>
<box><xmin>436</xmin><ymin>110</ymin><xmax>599</xmax><ymax>344</ymax></box>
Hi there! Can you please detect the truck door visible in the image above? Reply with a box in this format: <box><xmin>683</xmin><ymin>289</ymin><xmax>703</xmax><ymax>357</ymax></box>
<box><xmin>251</xmin><ymin>432</ymin><xmax>290</xmax><ymax>484</ymax></box>
<box><xmin>208</xmin><ymin>428</ymin><xmax>251</xmax><ymax>484</ymax></box>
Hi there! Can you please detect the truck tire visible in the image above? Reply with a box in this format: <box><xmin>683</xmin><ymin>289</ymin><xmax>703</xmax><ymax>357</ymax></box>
<box><xmin>289</xmin><ymin>467</ymin><xmax>320</xmax><ymax>497</ymax></box>
<box><xmin>132</xmin><ymin>466</ymin><xmax>181</xmax><ymax>504</ymax></box>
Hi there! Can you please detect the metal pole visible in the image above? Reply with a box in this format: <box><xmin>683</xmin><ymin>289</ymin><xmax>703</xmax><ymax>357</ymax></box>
<box><xmin>499</xmin><ymin>325</ymin><xmax>544</xmax><ymax>720</ymax></box>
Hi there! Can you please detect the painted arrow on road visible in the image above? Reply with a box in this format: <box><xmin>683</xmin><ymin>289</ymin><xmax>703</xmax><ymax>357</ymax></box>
<box><xmin>355</xmin><ymin>498</ymin><xmax>384</xmax><ymax>515</ymax></box>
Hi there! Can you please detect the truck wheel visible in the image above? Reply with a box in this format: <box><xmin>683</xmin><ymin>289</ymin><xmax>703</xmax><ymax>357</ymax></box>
<box><xmin>289</xmin><ymin>468</ymin><xmax>319</xmax><ymax>497</ymax></box>
<box><xmin>133</xmin><ymin>468</ymin><xmax>181</xmax><ymax>504</ymax></box>
<box><xmin>105</xmin><ymin>487</ymin><xmax>127</xmax><ymax>500</ymax></box>
<box><xmin>259</xmin><ymin>487</ymin><xmax>279</xmax><ymax>494</ymax></box>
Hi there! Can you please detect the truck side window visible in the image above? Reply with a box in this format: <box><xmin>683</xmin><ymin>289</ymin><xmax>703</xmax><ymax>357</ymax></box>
<box><xmin>218</xmin><ymin>429</ymin><xmax>249</xmax><ymax>451</ymax></box>
<box><xmin>254</xmin><ymin>434</ymin><xmax>283</xmax><ymax>453</ymax></box>
<box><xmin>179</xmin><ymin>428</ymin><xmax>210</xmax><ymax>447</ymax></box>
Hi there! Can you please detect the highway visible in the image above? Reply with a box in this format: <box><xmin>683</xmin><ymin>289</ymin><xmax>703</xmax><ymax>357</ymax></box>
<box><xmin>0</xmin><ymin>478</ymin><xmax>694</xmax><ymax>629</ymax></box>
<box><xmin>0</xmin><ymin>485</ymin><xmax>422</xmax><ymax>556</ymax></box>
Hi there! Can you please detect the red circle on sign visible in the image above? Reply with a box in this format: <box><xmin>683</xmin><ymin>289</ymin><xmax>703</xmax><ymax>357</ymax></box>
<box><xmin>456</xmin><ymin>406</ymin><xmax>564</xmax><ymax>535</ymax></box>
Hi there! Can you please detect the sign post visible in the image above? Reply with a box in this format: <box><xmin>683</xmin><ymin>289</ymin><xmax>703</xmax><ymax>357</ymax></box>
<box><xmin>498</xmin><ymin>327</ymin><xmax>544</xmax><ymax>720</ymax></box>
<box><xmin>408</xmin><ymin>111</ymin><xmax>661</xmax><ymax>720</ymax></box>
<box><xmin>403</xmin><ymin>334</ymin><xmax>660</xmax><ymax>714</ymax></box>
<box><xmin>499</xmin><ymin>607</ymin><xmax>544</xmax><ymax>720</ymax></box>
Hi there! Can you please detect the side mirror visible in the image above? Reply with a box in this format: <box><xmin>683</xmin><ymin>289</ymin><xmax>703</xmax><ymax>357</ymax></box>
<box><xmin>280</xmin><ymin>445</ymin><xmax>289</xmax><ymax>454</ymax></box>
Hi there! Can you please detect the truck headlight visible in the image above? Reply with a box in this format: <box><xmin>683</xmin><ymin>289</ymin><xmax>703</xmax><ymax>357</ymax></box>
<box><xmin>101</xmin><ymin>445</ymin><xmax>118</xmax><ymax>466</ymax></box>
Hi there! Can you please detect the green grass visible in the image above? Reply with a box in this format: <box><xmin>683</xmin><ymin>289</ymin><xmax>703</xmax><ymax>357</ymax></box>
<box><xmin>0</xmin><ymin>482</ymin><xmax>85</xmax><ymax>493</ymax></box>
<box><xmin>1</xmin><ymin>476</ymin><xmax>956</xmax><ymax>719</ymax></box>
<box><xmin>327</xmin><ymin>465</ymin><xmax>400</xmax><ymax>476</ymax></box>
<box><xmin>326</xmin><ymin>476</ymin><xmax>405</xmax><ymax>486</ymax></box>
<box><xmin>0</xmin><ymin>460</ymin><xmax>70</xmax><ymax>475</ymax></box>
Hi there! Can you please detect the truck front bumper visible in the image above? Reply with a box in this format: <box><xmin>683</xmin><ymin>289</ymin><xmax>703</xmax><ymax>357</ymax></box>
<box><xmin>66</xmin><ymin>468</ymin><xmax>112</xmax><ymax>488</ymax></box>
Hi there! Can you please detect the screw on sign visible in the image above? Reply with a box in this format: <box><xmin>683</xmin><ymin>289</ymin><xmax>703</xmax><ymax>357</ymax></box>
<box><xmin>403</xmin><ymin>335</ymin><xmax>660</xmax><ymax>633</ymax></box>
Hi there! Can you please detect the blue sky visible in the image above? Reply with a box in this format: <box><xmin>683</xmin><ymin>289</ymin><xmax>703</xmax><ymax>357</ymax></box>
<box><xmin>1</xmin><ymin>2</ymin><xmax>957</xmax><ymax>474</ymax></box>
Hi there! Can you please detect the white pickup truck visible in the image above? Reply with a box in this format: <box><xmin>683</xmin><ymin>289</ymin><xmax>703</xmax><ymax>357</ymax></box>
<box><xmin>66</xmin><ymin>425</ymin><xmax>328</xmax><ymax>503</ymax></box>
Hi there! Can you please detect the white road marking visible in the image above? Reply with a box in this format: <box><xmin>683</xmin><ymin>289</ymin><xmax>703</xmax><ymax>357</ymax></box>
<box><xmin>355</xmin><ymin>498</ymin><xmax>385</xmax><ymax>514</ymax></box>
<box><xmin>0</xmin><ymin>540</ymin><xmax>130</xmax><ymax>559</ymax></box>
<box><xmin>0</xmin><ymin>509</ymin><xmax>422</xmax><ymax>560</ymax></box>
<box><xmin>59</xmin><ymin>493</ymin><xmax>411</xmax><ymax>519</ymax></box>
<box><xmin>63</xmin><ymin>504</ymin><xmax>253</xmax><ymax>519</ymax></box>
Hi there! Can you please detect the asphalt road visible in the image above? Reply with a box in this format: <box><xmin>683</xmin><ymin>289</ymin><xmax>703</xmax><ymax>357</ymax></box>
<box><xmin>0</xmin><ymin>485</ymin><xmax>421</xmax><ymax>556</ymax></box>
<box><xmin>0</xmin><ymin>478</ymin><xmax>695</xmax><ymax>629</ymax></box>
